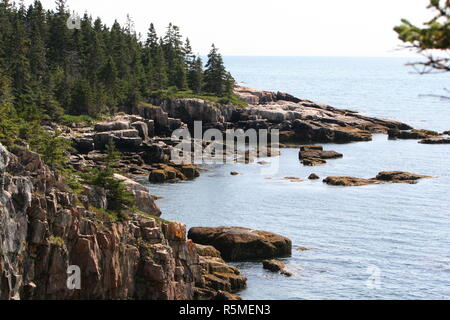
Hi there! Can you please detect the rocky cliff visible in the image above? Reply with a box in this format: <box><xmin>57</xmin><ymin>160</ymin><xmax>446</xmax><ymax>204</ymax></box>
<box><xmin>0</xmin><ymin>143</ymin><xmax>243</xmax><ymax>300</ymax></box>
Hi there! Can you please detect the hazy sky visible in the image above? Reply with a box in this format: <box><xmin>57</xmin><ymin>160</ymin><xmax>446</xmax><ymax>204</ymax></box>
<box><xmin>25</xmin><ymin>0</ymin><xmax>433</xmax><ymax>56</ymax></box>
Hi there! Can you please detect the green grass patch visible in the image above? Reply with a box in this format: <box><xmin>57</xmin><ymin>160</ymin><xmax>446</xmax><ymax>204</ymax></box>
<box><xmin>149</xmin><ymin>89</ymin><xmax>248</xmax><ymax>108</ymax></box>
<box><xmin>59</xmin><ymin>114</ymin><xmax>105</xmax><ymax>126</ymax></box>
<box><xmin>138</xmin><ymin>102</ymin><xmax>160</xmax><ymax>108</ymax></box>
<box><xmin>48</xmin><ymin>235</ymin><xmax>65</xmax><ymax>247</ymax></box>
<box><xmin>88</xmin><ymin>205</ymin><xmax>121</xmax><ymax>223</ymax></box>
<box><xmin>132</xmin><ymin>207</ymin><xmax>171</xmax><ymax>224</ymax></box>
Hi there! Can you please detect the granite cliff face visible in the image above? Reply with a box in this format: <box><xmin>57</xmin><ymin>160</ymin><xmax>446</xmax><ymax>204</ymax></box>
<box><xmin>0</xmin><ymin>143</ymin><xmax>243</xmax><ymax>300</ymax></box>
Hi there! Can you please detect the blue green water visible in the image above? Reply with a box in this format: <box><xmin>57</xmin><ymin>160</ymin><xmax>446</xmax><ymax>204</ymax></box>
<box><xmin>147</xmin><ymin>57</ymin><xmax>450</xmax><ymax>300</ymax></box>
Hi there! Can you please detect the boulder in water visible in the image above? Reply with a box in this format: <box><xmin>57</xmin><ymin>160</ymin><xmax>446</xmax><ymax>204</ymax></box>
<box><xmin>188</xmin><ymin>227</ymin><xmax>292</xmax><ymax>261</ymax></box>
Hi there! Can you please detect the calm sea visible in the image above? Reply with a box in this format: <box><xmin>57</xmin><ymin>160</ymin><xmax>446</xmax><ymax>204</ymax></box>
<box><xmin>145</xmin><ymin>57</ymin><xmax>450</xmax><ymax>299</ymax></box>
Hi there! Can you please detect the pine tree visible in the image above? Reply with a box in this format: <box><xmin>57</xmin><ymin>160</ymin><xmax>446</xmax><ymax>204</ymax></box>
<box><xmin>188</xmin><ymin>56</ymin><xmax>203</xmax><ymax>93</ymax></box>
<box><xmin>82</xmin><ymin>140</ymin><xmax>134</xmax><ymax>214</ymax></box>
<box><xmin>100</xmin><ymin>56</ymin><xmax>119</xmax><ymax>108</ymax></box>
<box><xmin>10</xmin><ymin>14</ymin><xmax>34</xmax><ymax>113</ymax></box>
<box><xmin>163</xmin><ymin>23</ymin><xmax>187</xmax><ymax>90</ymax></box>
<box><xmin>203</xmin><ymin>44</ymin><xmax>227</xmax><ymax>96</ymax></box>
<box><xmin>30</xmin><ymin>128</ymin><xmax>73</xmax><ymax>170</ymax></box>
<box><xmin>0</xmin><ymin>74</ymin><xmax>18</xmax><ymax>147</ymax></box>
<box><xmin>71</xmin><ymin>79</ymin><xmax>93</xmax><ymax>115</ymax></box>
<box><xmin>184</xmin><ymin>38</ymin><xmax>194</xmax><ymax>64</ymax></box>
<box><xmin>153</xmin><ymin>38</ymin><xmax>169</xmax><ymax>90</ymax></box>
<box><xmin>26</xmin><ymin>1</ymin><xmax>48</xmax><ymax>82</ymax></box>
<box><xmin>47</xmin><ymin>0</ymin><xmax>69</xmax><ymax>67</ymax></box>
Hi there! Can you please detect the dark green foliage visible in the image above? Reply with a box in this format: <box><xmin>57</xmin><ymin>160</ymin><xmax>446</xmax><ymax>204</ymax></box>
<box><xmin>29</xmin><ymin>129</ymin><xmax>74</xmax><ymax>170</ymax></box>
<box><xmin>395</xmin><ymin>0</ymin><xmax>450</xmax><ymax>73</ymax></box>
<box><xmin>70</xmin><ymin>79</ymin><xmax>93</xmax><ymax>115</ymax></box>
<box><xmin>0</xmin><ymin>104</ymin><xmax>20</xmax><ymax>147</ymax></box>
<box><xmin>203</xmin><ymin>44</ymin><xmax>235</xmax><ymax>96</ymax></box>
<box><xmin>82</xmin><ymin>140</ymin><xmax>134</xmax><ymax>213</ymax></box>
<box><xmin>0</xmin><ymin>1</ymin><xmax>240</xmax><ymax>121</ymax></box>
<box><xmin>188</xmin><ymin>57</ymin><xmax>204</xmax><ymax>94</ymax></box>
<box><xmin>162</xmin><ymin>23</ymin><xmax>187</xmax><ymax>90</ymax></box>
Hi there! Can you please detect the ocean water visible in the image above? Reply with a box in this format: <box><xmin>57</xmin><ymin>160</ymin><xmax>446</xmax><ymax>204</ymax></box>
<box><xmin>145</xmin><ymin>57</ymin><xmax>450</xmax><ymax>300</ymax></box>
<box><xmin>225</xmin><ymin>56</ymin><xmax>450</xmax><ymax>132</ymax></box>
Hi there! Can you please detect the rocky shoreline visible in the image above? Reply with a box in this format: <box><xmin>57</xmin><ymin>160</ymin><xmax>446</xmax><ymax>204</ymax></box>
<box><xmin>0</xmin><ymin>86</ymin><xmax>441</xmax><ymax>300</ymax></box>
<box><xmin>63</xmin><ymin>85</ymin><xmax>431</xmax><ymax>183</ymax></box>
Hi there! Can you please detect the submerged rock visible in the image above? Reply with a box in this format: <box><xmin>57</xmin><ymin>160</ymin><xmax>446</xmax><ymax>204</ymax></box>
<box><xmin>323</xmin><ymin>171</ymin><xmax>431</xmax><ymax>186</ymax></box>
<box><xmin>323</xmin><ymin>176</ymin><xmax>375</xmax><ymax>186</ymax></box>
<box><xmin>262</xmin><ymin>259</ymin><xmax>285</xmax><ymax>272</ymax></box>
<box><xmin>262</xmin><ymin>259</ymin><xmax>292</xmax><ymax>277</ymax></box>
<box><xmin>283</xmin><ymin>177</ymin><xmax>303</xmax><ymax>183</ymax></box>
<box><xmin>388</xmin><ymin>129</ymin><xmax>439</xmax><ymax>140</ymax></box>
<box><xmin>375</xmin><ymin>171</ymin><xmax>431</xmax><ymax>183</ymax></box>
<box><xmin>419</xmin><ymin>137</ymin><xmax>450</xmax><ymax>144</ymax></box>
<box><xmin>188</xmin><ymin>227</ymin><xmax>292</xmax><ymax>261</ymax></box>
<box><xmin>308</xmin><ymin>173</ymin><xmax>320</xmax><ymax>180</ymax></box>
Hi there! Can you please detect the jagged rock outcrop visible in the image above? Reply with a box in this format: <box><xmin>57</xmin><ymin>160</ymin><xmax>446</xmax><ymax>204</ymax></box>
<box><xmin>0</xmin><ymin>144</ymin><xmax>240</xmax><ymax>300</ymax></box>
<box><xmin>188</xmin><ymin>227</ymin><xmax>292</xmax><ymax>261</ymax></box>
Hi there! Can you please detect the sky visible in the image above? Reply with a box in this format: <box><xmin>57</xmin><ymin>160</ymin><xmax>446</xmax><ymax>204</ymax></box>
<box><xmin>24</xmin><ymin>0</ymin><xmax>434</xmax><ymax>57</ymax></box>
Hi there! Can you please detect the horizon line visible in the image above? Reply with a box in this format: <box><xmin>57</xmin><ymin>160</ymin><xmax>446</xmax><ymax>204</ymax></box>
<box><xmin>219</xmin><ymin>55</ymin><xmax>420</xmax><ymax>59</ymax></box>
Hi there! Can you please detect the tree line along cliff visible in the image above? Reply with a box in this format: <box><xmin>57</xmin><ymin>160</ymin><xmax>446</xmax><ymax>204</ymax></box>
<box><xmin>0</xmin><ymin>0</ymin><xmax>236</xmax><ymax>125</ymax></box>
